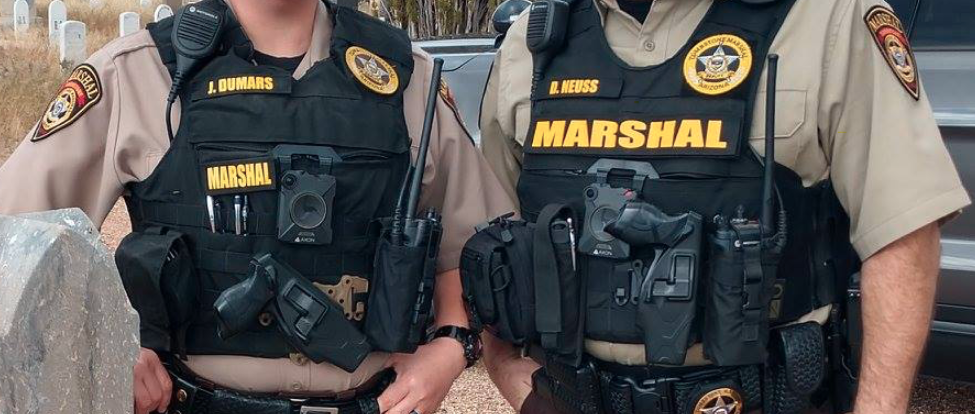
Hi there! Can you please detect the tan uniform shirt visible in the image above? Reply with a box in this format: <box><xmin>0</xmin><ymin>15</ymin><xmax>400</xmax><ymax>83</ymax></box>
<box><xmin>480</xmin><ymin>0</ymin><xmax>971</xmax><ymax>365</ymax></box>
<box><xmin>481</xmin><ymin>0</ymin><xmax>970</xmax><ymax>260</ymax></box>
<box><xmin>0</xmin><ymin>3</ymin><xmax>514</xmax><ymax>393</ymax></box>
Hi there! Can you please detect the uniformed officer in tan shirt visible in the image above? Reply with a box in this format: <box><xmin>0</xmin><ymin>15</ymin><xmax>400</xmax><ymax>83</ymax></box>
<box><xmin>479</xmin><ymin>0</ymin><xmax>970</xmax><ymax>413</ymax></box>
<box><xmin>0</xmin><ymin>1</ymin><xmax>515</xmax><ymax>413</ymax></box>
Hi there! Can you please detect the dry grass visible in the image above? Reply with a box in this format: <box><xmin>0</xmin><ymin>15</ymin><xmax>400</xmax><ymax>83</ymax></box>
<box><xmin>0</xmin><ymin>0</ymin><xmax>161</xmax><ymax>154</ymax></box>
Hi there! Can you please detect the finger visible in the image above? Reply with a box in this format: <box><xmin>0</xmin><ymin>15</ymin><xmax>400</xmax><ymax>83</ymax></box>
<box><xmin>377</xmin><ymin>379</ymin><xmax>410</xmax><ymax>413</ymax></box>
<box><xmin>388</xmin><ymin>392</ymin><xmax>421</xmax><ymax>414</ymax></box>
<box><xmin>134</xmin><ymin>380</ymin><xmax>152</xmax><ymax>414</ymax></box>
<box><xmin>152</xmin><ymin>359</ymin><xmax>173</xmax><ymax>412</ymax></box>
<box><xmin>142</xmin><ymin>371</ymin><xmax>164</xmax><ymax>413</ymax></box>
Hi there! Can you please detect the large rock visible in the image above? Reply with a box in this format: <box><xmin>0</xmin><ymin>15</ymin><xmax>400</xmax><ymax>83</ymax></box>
<box><xmin>0</xmin><ymin>209</ymin><xmax>139</xmax><ymax>414</ymax></box>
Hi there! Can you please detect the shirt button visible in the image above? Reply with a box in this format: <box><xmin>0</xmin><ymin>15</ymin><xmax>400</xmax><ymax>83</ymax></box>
<box><xmin>291</xmin><ymin>382</ymin><xmax>304</xmax><ymax>391</ymax></box>
<box><xmin>643</xmin><ymin>40</ymin><xmax>656</xmax><ymax>52</ymax></box>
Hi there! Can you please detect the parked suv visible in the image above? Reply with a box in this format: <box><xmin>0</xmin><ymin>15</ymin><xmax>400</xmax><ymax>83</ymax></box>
<box><xmin>416</xmin><ymin>0</ymin><xmax>975</xmax><ymax>382</ymax></box>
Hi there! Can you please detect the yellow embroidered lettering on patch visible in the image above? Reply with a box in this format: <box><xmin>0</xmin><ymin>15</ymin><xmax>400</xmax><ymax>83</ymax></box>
<box><xmin>528</xmin><ymin>119</ymin><xmax>732</xmax><ymax>155</ymax></box>
<box><xmin>865</xmin><ymin>6</ymin><xmax>919</xmax><ymax>100</ymax></box>
<box><xmin>205</xmin><ymin>76</ymin><xmax>285</xmax><ymax>97</ymax></box>
<box><xmin>683</xmin><ymin>34</ymin><xmax>753</xmax><ymax>96</ymax></box>
<box><xmin>203</xmin><ymin>157</ymin><xmax>277</xmax><ymax>196</ymax></box>
<box><xmin>32</xmin><ymin>64</ymin><xmax>103</xmax><ymax>142</ymax></box>
<box><xmin>548</xmin><ymin>78</ymin><xmax>602</xmax><ymax>96</ymax></box>
<box><xmin>346</xmin><ymin>46</ymin><xmax>399</xmax><ymax>95</ymax></box>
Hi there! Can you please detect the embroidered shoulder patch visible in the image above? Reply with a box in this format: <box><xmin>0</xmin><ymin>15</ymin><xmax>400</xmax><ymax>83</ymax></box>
<box><xmin>864</xmin><ymin>6</ymin><xmax>919</xmax><ymax>100</ymax></box>
<box><xmin>345</xmin><ymin>46</ymin><xmax>399</xmax><ymax>95</ymax></box>
<box><xmin>32</xmin><ymin>64</ymin><xmax>103</xmax><ymax>142</ymax></box>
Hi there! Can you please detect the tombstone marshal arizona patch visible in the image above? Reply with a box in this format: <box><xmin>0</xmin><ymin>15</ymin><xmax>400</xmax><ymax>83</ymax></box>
<box><xmin>683</xmin><ymin>34</ymin><xmax>753</xmax><ymax>96</ymax></box>
<box><xmin>865</xmin><ymin>6</ymin><xmax>920</xmax><ymax>100</ymax></box>
<box><xmin>346</xmin><ymin>46</ymin><xmax>399</xmax><ymax>95</ymax></box>
<box><xmin>32</xmin><ymin>64</ymin><xmax>102</xmax><ymax>142</ymax></box>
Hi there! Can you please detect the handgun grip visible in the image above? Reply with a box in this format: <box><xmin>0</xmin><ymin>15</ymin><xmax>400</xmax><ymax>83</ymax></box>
<box><xmin>605</xmin><ymin>201</ymin><xmax>692</xmax><ymax>247</ymax></box>
<box><xmin>213</xmin><ymin>263</ymin><xmax>274</xmax><ymax>340</ymax></box>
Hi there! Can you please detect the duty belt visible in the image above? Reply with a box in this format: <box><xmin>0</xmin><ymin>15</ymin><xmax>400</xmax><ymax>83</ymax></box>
<box><xmin>166</xmin><ymin>365</ymin><xmax>392</xmax><ymax>414</ymax></box>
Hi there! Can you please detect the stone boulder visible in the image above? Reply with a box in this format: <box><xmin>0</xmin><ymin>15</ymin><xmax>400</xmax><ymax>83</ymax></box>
<box><xmin>0</xmin><ymin>209</ymin><xmax>138</xmax><ymax>414</ymax></box>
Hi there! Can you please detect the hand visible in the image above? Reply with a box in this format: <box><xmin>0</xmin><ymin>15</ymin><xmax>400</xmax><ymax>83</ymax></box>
<box><xmin>378</xmin><ymin>337</ymin><xmax>468</xmax><ymax>414</ymax></box>
<box><xmin>133</xmin><ymin>348</ymin><xmax>172</xmax><ymax>414</ymax></box>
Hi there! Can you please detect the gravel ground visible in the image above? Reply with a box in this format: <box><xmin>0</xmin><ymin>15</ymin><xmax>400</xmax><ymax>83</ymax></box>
<box><xmin>96</xmin><ymin>201</ymin><xmax>973</xmax><ymax>414</ymax></box>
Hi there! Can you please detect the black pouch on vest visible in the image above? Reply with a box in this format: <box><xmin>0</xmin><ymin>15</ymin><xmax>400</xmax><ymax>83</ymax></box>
<box><xmin>703</xmin><ymin>218</ymin><xmax>779</xmax><ymax>366</ymax></box>
<box><xmin>364</xmin><ymin>224</ymin><xmax>440</xmax><ymax>353</ymax></box>
<box><xmin>116</xmin><ymin>227</ymin><xmax>199</xmax><ymax>355</ymax></box>
<box><xmin>460</xmin><ymin>215</ymin><xmax>536</xmax><ymax>344</ymax></box>
<box><xmin>534</xmin><ymin>204</ymin><xmax>585</xmax><ymax>366</ymax></box>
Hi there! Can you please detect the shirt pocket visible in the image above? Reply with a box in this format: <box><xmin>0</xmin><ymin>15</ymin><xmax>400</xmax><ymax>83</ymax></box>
<box><xmin>513</xmin><ymin>101</ymin><xmax>532</xmax><ymax>147</ymax></box>
<box><xmin>748</xmin><ymin>89</ymin><xmax>808</xmax><ymax>167</ymax></box>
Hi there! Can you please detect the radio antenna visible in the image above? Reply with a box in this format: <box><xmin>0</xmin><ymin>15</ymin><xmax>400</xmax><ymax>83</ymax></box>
<box><xmin>761</xmin><ymin>54</ymin><xmax>779</xmax><ymax>236</ymax></box>
<box><xmin>405</xmin><ymin>58</ymin><xmax>444</xmax><ymax>222</ymax></box>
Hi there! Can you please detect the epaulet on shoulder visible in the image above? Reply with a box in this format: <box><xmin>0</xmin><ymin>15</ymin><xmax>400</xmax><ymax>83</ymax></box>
<box><xmin>146</xmin><ymin>17</ymin><xmax>177</xmax><ymax>76</ymax></box>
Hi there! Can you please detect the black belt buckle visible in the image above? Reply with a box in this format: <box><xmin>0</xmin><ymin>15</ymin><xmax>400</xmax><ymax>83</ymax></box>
<box><xmin>615</xmin><ymin>376</ymin><xmax>676</xmax><ymax>414</ymax></box>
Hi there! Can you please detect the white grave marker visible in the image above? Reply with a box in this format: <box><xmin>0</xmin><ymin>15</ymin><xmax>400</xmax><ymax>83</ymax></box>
<box><xmin>48</xmin><ymin>0</ymin><xmax>67</xmax><ymax>44</ymax></box>
<box><xmin>13</xmin><ymin>0</ymin><xmax>28</xmax><ymax>33</ymax></box>
<box><xmin>118</xmin><ymin>11</ymin><xmax>139</xmax><ymax>37</ymax></box>
<box><xmin>153</xmin><ymin>4</ymin><xmax>173</xmax><ymax>22</ymax></box>
<box><xmin>59</xmin><ymin>20</ymin><xmax>87</xmax><ymax>67</ymax></box>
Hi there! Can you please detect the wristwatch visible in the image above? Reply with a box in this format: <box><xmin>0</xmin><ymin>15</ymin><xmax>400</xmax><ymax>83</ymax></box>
<box><xmin>429</xmin><ymin>325</ymin><xmax>482</xmax><ymax>368</ymax></box>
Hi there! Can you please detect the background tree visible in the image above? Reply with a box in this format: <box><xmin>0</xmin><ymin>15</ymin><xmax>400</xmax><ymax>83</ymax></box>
<box><xmin>381</xmin><ymin>0</ymin><xmax>501</xmax><ymax>38</ymax></box>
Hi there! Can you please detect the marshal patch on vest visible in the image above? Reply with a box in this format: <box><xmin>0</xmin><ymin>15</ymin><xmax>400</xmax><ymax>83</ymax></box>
<box><xmin>204</xmin><ymin>157</ymin><xmax>277</xmax><ymax>196</ymax></box>
<box><xmin>865</xmin><ymin>6</ymin><xmax>919</xmax><ymax>100</ymax></box>
<box><xmin>32</xmin><ymin>64</ymin><xmax>102</xmax><ymax>142</ymax></box>
<box><xmin>525</xmin><ymin>117</ymin><xmax>742</xmax><ymax>157</ymax></box>
<box><xmin>692</xmin><ymin>387</ymin><xmax>743</xmax><ymax>414</ymax></box>
<box><xmin>683</xmin><ymin>34</ymin><xmax>753</xmax><ymax>96</ymax></box>
<box><xmin>346</xmin><ymin>46</ymin><xmax>399</xmax><ymax>95</ymax></box>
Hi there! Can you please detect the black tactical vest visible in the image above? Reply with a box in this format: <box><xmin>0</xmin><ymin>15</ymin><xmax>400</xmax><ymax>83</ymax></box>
<box><xmin>125</xmin><ymin>2</ymin><xmax>414</xmax><ymax>358</ymax></box>
<box><xmin>518</xmin><ymin>0</ymin><xmax>832</xmax><ymax>352</ymax></box>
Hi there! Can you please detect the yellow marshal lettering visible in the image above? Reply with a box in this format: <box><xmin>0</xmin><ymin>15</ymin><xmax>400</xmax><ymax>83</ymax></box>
<box><xmin>529</xmin><ymin>119</ymin><xmax>729</xmax><ymax>151</ymax></box>
<box><xmin>591</xmin><ymin>120</ymin><xmax>618</xmax><ymax>148</ymax></box>
<box><xmin>265</xmin><ymin>77</ymin><xmax>274</xmax><ymax>90</ymax></box>
<box><xmin>209</xmin><ymin>76</ymin><xmax>278</xmax><ymax>95</ymax></box>
<box><xmin>619</xmin><ymin>121</ymin><xmax>646</xmax><ymax>149</ymax></box>
<box><xmin>705</xmin><ymin>121</ymin><xmax>727</xmax><ymax>148</ymax></box>
<box><xmin>206</xmin><ymin>161</ymin><xmax>273</xmax><ymax>192</ymax></box>
<box><xmin>674</xmin><ymin>120</ymin><xmax>705</xmax><ymax>148</ymax></box>
<box><xmin>563</xmin><ymin>120</ymin><xmax>590</xmax><ymax>148</ymax></box>
<box><xmin>648</xmin><ymin>120</ymin><xmax>676</xmax><ymax>149</ymax></box>
<box><xmin>207</xmin><ymin>167</ymin><xmax>221</xmax><ymax>190</ymax></box>
<box><xmin>532</xmin><ymin>120</ymin><xmax>567</xmax><ymax>147</ymax></box>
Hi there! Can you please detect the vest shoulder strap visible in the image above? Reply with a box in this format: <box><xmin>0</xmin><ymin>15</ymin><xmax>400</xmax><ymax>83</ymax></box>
<box><xmin>147</xmin><ymin>14</ymin><xmax>177</xmax><ymax>80</ymax></box>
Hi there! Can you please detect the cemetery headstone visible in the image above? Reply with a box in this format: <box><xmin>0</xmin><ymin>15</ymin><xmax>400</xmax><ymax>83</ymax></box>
<box><xmin>13</xmin><ymin>0</ymin><xmax>28</xmax><ymax>33</ymax></box>
<box><xmin>154</xmin><ymin>4</ymin><xmax>173</xmax><ymax>22</ymax></box>
<box><xmin>118</xmin><ymin>11</ymin><xmax>139</xmax><ymax>37</ymax></box>
<box><xmin>59</xmin><ymin>20</ymin><xmax>87</xmax><ymax>68</ymax></box>
<box><xmin>48</xmin><ymin>0</ymin><xmax>67</xmax><ymax>45</ymax></box>
<box><xmin>0</xmin><ymin>209</ymin><xmax>140</xmax><ymax>414</ymax></box>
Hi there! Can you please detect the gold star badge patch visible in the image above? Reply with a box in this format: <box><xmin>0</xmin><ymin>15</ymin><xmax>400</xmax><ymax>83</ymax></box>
<box><xmin>865</xmin><ymin>6</ymin><xmax>920</xmax><ymax>100</ymax></box>
<box><xmin>683</xmin><ymin>34</ymin><xmax>753</xmax><ymax>96</ymax></box>
<box><xmin>693</xmin><ymin>387</ymin><xmax>743</xmax><ymax>414</ymax></box>
<box><xmin>32</xmin><ymin>64</ymin><xmax>102</xmax><ymax>142</ymax></box>
<box><xmin>345</xmin><ymin>46</ymin><xmax>399</xmax><ymax>96</ymax></box>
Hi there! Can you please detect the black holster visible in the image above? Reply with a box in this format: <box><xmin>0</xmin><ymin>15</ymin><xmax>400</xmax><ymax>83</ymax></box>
<box><xmin>116</xmin><ymin>227</ymin><xmax>199</xmax><ymax>355</ymax></box>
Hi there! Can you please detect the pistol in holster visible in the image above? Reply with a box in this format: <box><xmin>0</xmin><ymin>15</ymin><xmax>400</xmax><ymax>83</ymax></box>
<box><xmin>214</xmin><ymin>253</ymin><xmax>372</xmax><ymax>372</ymax></box>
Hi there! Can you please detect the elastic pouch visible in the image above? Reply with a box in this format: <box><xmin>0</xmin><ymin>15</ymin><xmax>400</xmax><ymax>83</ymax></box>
<box><xmin>703</xmin><ymin>231</ymin><xmax>778</xmax><ymax>366</ymax></box>
<box><xmin>364</xmin><ymin>233</ymin><xmax>437</xmax><ymax>353</ymax></box>
<box><xmin>115</xmin><ymin>227</ymin><xmax>199</xmax><ymax>355</ymax></box>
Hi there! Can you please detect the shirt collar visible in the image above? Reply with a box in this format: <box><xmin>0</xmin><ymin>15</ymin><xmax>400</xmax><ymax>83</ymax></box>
<box><xmin>294</xmin><ymin>1</ymin><xmax>333</xmax><ymax>79</ymax></box>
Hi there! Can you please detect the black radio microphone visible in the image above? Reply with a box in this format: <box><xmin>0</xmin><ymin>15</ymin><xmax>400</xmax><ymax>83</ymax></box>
<box><xmin>165</xmin><ymin>3</ymin><xmax>225</xmax><ymax>141</ymax></box>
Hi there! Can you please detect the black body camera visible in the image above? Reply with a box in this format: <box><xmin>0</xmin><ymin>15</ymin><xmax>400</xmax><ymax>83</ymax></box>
<box><xmin>578</xmin><ymin>159</ymin><xmax>659</xmax><ymax>259</ymax></box>
<box><xmin>273</xmin><ymin>145</ymin><xmax>340</xmax><ymax>245</ymax></box>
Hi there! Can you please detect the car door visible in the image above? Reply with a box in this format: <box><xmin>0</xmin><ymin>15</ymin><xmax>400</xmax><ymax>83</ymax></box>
<box><xmin>899</xmin><ymin>0</ymin><xmax>975</xmax><ymax>382</ymax></box>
